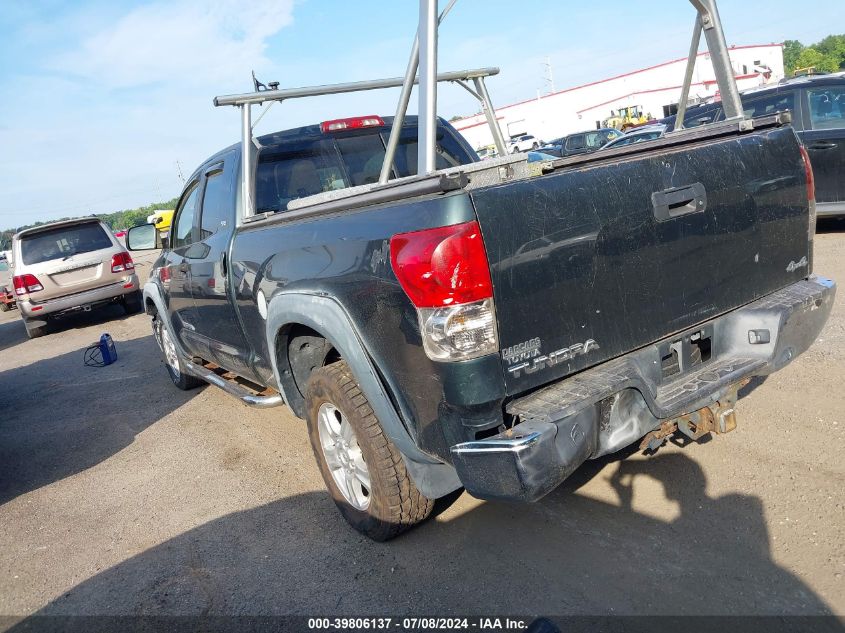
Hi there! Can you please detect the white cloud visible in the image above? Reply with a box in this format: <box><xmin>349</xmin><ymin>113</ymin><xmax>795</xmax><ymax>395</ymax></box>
<box><xmin>53</xmin><ymin>0</ymin><xmax>294</xmax><ymax>89</ymax></box>
<box><xmin>1</xmin><ymin>0</ymin><xmax>297</xmax><ymax>227</ymax></box>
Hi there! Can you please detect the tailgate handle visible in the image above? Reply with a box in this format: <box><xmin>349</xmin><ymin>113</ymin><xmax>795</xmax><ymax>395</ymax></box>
<box><xmin>651</xmin><ymin>183</ymin><xmax>707</xmax><ymax>222</ymax></box>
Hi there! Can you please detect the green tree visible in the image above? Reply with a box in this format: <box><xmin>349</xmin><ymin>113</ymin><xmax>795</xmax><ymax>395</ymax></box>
<box><xmin>784</xmin><ymin>34</ymin><xmax>845</xmax><ymax>75</ymax></box>
<box><xmin>0</xmin><ymin>196</ymin><xmax>180</xmax><ymax>247</ymax></box>
<box><xmin>783</xmin><ymin>40</ymin><xmax>804</xmax><ymax>75</ymax></box>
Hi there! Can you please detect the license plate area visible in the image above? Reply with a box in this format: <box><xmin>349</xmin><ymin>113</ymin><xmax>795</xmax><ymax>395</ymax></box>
<box><xmin>658</xmin><ymin>324</ymin><xmax>714</xmax><ymax>381</ymax></box>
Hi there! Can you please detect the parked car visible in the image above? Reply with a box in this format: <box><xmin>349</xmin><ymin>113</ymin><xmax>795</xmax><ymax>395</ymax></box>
<box><xmin>601</xmin><ymin>124</ymin><xmax>667</xmax><ymax>150</ymax></box>
<box><xmin>539</xmin><ymin>128</ymin><xmax>623</xmax><ymax>157</ymax></box>
<box><xmin>476</xmin><ymin>145</ymin><xmax>498</xmax><ymax>161</ymax></box>
<box><xmin>0</xmin><ymin>258</ymin><xmax>15</xmax><ymax>312</ymax></box>
<box><xmin>507</xmin><ymin>134</ymin><xmax>542</xmax><ymax>153</ymax></box>
<box><xmin>11</xmin><ymin>218</ymin><xmax>142</xmax><ymax>338</ymax></box>
<box><xmin>662</xmin><ymin>72</ymin><xmax>845</xmax><ymax>218</ymax></box>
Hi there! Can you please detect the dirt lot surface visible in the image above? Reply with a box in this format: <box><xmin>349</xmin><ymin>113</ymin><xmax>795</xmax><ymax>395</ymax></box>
<box><xmin>1</xmin><ymin>229</ymin><xmax>843</xmax><ymax>621</ymax></box>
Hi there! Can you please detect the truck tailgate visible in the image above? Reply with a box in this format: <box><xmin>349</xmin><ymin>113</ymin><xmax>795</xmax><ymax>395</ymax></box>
<box><xmin>472</xmin><ymin>125</ymin><xmax>812</xmax><ymax>395</ymax></box>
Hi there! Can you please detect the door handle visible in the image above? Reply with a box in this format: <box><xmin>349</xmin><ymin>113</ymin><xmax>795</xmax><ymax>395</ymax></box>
<box><xmin>807</xmin><ymin>141</ymin><xmax>837</xmax><ymax>150</ymax></box>
<box><xmin>651</xmin><ymin>183</ymin><xmax>707</xmax><ymax>222</ymax></box>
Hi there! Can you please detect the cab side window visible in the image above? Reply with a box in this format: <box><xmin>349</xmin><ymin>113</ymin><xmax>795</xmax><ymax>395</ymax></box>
<box><xmin>199</xmin><ymin>167</ymin><xmax>231</xmax><ymax>239</ymax></box>
<box><xmin>172</xmin><ymin>182</ymin><xmax>200</xmax><ymax>249</ymax></box>
<box><xmin>808</xmin><ymin>87</ymin><xmax>845</xmax><ymax>130</ymax></box>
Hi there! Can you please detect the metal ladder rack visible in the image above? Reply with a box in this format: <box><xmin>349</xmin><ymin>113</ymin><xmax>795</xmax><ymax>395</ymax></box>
<box><xmin>213</xmin><ymin>0</ymin><xmax>745</xmax><ymax>220</ymax></box>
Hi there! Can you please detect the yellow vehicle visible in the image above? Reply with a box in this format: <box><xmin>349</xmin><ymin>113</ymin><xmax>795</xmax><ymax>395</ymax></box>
<box><xmin>147</xmin><ymin>210</ymin><xmax>174</xmax><ymax>233</ymax></box>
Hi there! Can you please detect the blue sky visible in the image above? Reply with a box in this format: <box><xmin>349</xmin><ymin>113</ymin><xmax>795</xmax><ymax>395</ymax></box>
<box><xmin>1</xmin><ymin>0</ymin><xmax>843</xmax><ymax>228</ymax></box>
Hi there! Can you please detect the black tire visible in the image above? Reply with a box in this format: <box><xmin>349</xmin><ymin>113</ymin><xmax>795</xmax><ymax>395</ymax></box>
<box><xmin>0</xmin><ymin>302</ymin><xmax>9</xmax><ymax>312</ymax></box>
<box><xmin>24</xmin><ymin>318</ymin><xmax>48</xmax><ymax>339</ymax></box>
<box><xmin>305</xmin><ymin>360</ymin><xmax>434</xmax><ymax>541</ymax></box>
<box><xmin>152</xmin><ymin>313</ymin><xmax>203</xmax><ymax>391</ymax></box>
<box><xmin>122</xmin><ymin>290</ymin><xmax>143</xmax><ymax>315</ymax></box>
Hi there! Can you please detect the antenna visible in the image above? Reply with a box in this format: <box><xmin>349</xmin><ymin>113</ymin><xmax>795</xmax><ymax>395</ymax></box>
<box><xmin>543</xmin><ymin>56</ymin><xmax>555</xmax><ymax>94</ymax></box>
<box><xmin>175</xmin><ymin>160</ymin><xmax>185</xmax><ymax>184</ymax></box>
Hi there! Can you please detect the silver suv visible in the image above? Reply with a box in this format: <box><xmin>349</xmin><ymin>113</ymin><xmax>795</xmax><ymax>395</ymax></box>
<box><xmin>11</xmin><ymin>218</ymin><xmax>141</xmax><ymax>338</ymax></box>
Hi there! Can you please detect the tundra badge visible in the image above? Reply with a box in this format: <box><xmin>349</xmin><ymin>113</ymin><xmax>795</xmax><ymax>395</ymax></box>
<box><xmin>506</xmin><ymin>339</ymin><xmax>600</xmax><ymax>378</ymax></box>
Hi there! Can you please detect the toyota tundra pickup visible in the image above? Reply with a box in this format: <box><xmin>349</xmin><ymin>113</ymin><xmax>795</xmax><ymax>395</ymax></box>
<box><xmin>127</xmin><ymin>104</ymin><xmax>834</xmax><ymax>541</ymax></box>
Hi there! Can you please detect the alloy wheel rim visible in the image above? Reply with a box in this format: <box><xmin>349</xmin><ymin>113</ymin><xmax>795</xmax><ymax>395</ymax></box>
<box><xmin>157</xmin><ymin>321</ymin><xmax>180</xmax><ymax>378</ymax></box>
<box><xmin>317</xmin><ymin>402</ymin><xmax>371</xmax><ymax>510</ymax></box>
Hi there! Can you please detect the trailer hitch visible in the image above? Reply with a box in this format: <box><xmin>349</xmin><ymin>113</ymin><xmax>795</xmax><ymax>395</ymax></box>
<box><xmin>640</xmin><ymin>379</ymin><xmax>749</xmax><ymax>452</ymax></box>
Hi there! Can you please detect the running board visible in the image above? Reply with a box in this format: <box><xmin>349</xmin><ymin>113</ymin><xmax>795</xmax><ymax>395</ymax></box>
<box><xmin>184</xmin><ymin>360</ymin><xmax>284</xmax><ymax>409</ymax></box>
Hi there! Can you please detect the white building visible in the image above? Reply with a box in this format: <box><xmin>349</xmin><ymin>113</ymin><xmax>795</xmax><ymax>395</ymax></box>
<box><xmin>454</xmin><ymin>44</ymin><xmax>785</xmax><ymax>149</ymax></box>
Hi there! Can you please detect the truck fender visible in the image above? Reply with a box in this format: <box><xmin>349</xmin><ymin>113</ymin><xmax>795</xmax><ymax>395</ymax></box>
<box><xmin>142</xmin><ymin>282</ymin><xmax>189</xmax><ymax>356</ymax></box>
<box><xmin>264</xmin><ymin>292</ymin><xmax>462</xmax><ymax>499</ymax></box>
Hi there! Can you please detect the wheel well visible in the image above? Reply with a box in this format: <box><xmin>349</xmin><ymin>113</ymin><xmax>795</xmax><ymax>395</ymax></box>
<box><xmin>277</xmin><ymin>324</ymin><xmax>340</xmax><ymax>418</ymax></box>
<box><xmin>144</xmin><ymin>297</ymin><xmax>157</xmax><ymax>316</ymax></box>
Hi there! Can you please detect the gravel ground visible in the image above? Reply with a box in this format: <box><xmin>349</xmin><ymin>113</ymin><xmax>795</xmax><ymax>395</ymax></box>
<box><xmin>0</xmin><ymin>229</ymin><xmax>843</xmax><ymax>620</ymax></box>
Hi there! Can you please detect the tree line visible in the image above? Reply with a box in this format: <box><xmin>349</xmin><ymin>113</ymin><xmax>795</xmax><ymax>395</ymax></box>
<box><xmin>783</xmin><ymin>34</ymin><xmax>845</xmax><ymax>76</ymax></box>
<box><xmin>0</xmin><ymin>198</ymin><xmax>179</xmax><ymax>251</ymax></box>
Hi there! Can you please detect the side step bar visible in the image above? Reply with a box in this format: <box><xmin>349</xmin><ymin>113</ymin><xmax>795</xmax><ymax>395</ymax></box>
<box><xmin>184</xmin><ymin>360</ymin><xmax>284</xmax><ymax>409</ymax></box>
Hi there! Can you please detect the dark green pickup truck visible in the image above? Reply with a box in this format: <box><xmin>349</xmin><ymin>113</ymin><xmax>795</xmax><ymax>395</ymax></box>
<box><xmin>127</xmin><ymin>108</ymin><xmax>834</xmax><ymax>540</ymax></box>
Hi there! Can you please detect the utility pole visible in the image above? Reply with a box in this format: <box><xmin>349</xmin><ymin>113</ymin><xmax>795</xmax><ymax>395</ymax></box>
<box><xmin>543</xmin><ymin>56</ymin><xmax>555</xmax><ymax>94</ymax></box>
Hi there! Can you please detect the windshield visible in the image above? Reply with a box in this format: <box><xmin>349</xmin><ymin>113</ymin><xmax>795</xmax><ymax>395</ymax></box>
<box><xmin>20</xmin><ymin>223</ymin><xmax>113</xmax><ymax>265</ymax></box>
<box><xmin>0</xmin><ymin>261</ymin><xmax>8</xmax><ymax>272</ymax></box>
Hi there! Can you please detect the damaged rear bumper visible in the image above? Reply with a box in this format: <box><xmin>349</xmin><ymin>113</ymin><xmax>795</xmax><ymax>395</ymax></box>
<box><xmin>450</xmin><ymin>275</ymin><xmax>836</xmax><ymax>502</ymax></box>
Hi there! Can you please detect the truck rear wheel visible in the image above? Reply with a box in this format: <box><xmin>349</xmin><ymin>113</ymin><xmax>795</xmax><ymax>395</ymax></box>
<box><xmin>305</xmin><ymin>360</ymin><xmax>434</xmax><ymax>541</ymax></box>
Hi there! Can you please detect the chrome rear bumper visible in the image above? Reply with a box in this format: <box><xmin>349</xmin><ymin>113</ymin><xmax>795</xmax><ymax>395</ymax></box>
<box><xmin>19</xmin><ymin>275</ymin><xmax>139</xmax><ymax>318</ymax></box>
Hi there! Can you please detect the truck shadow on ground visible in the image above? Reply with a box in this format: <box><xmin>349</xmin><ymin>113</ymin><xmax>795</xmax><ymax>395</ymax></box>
<box><xmin>817</xmin><ymin>218</ymin><xmax>845</xmax><ymax>234</ymax></box>
<box><xmin>12</xmin><ymin>452</ymin><xmax>834</xmax><ymax>620</ymax></box>
<box><xmin>0</xmin><ymin>335</ymin><xmax>196</xmax><ymax>506</ymax></box>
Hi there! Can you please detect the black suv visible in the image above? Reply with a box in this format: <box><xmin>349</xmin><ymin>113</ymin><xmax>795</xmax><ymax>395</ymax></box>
<box><xmin>541</xmin><ymin>128</ymin><xmax>622</xmax><ymax>158</ymax></box>
<box><xmin>663</xmin><ymin>73</ymin><xmax>845</xmax><ymax>218</ymax></box>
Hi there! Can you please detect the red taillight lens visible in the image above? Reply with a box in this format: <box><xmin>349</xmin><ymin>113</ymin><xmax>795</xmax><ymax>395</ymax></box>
<box><xmin>390</xmin><ymin>221</ymin><xmax>493</xmax><ymax>308</ymax></box>
<box><xmin>799</xmin><ymin>145</ymin><xmax>815</xmax><ymax>202</ymax></box>
<box><xmin>13</xmin><ymin>274</ymin><xmax>43</xmax><ymax>296</ymax></box>
<box><xmin>158</xmin><ymin>267</ymin><xmax>171</xmax><ymax>283</ymax></box>
<box><xmin>320</xmin><ymin>115</ymin><xmax>385</xmax><ymax>133</ymax></box>
<box><xmin>111</xmin><ymin>252</ymin><xmax>135</xmax><ymax>273</ymax></box>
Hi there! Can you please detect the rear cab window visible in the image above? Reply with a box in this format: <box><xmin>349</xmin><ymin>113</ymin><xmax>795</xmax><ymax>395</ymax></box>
<box><xmin>256</xmin><ymin>124</ymin><xmax>473</xmax><ymax>213</ymax></box>
<box><xmin>20</xmin><ymin>223</ymin><xmax>113</xmax><ymax>265</ymax></box>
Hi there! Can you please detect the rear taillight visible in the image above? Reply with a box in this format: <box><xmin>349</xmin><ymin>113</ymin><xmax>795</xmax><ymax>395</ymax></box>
<box><xmin>800</xmin><ymin>144</ymin><xmax>817</xmax><ymax>242</ymax></box>
<box><xmin>111</xmin><ymin>252</ymin><xmax>135</xmax><ymax>273</ymax></box>
<box><xmin>390</xmin><ymin>221</ymin><xmax>498</xmax><ymax>361</ymax></box>
<box><xmin>13</xmin><ymin>274</ymin><xmax>43</xmax><ymax>296</ymax></box>
<box><xmin>799</xmin><ymin>145</ymin><xmax>815</xmax><ymax>202</ymax></box>
<box><xmin>320</xmin><ymin>115</ymin><xmax>385</xmax><ymax>133</ymax></box>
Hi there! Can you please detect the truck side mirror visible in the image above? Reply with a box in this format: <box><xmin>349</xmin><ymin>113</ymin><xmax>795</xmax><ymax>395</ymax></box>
<box><xmin>126</xmin><ymin>224</ymin><xmax>161</xmax><ymax>251</ymax></box>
